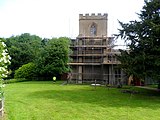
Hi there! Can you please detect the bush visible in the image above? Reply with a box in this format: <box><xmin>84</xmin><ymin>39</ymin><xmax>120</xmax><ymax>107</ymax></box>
<box><xmin>14</xmin><ymin>62</ymin><xmax>37</xmax><ymax>79</ymax></box>
<box><xmin>3</xmin><ymin>78</ymin><xmax>28</xmax><ymax>84</ymax></box>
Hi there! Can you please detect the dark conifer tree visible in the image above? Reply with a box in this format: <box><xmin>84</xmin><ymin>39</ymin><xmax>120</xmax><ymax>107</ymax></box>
<box><xmin>116</xmin><ymin>0</ymin><xmax>160</xmax><ymax>87</ymax></box>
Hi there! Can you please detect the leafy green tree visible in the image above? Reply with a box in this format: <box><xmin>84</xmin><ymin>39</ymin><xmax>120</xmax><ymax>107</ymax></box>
<box><xmin>116</xmin><ymin>0</ymin><xmax>160</xmax><ymax>87</ymax></box>
<box><xmin>35</xmin><ymin>37</ymin><xmax>71</xmax><ymax>79</ymax></box>
<box><xmin>6</xmin><ymin>33</ymin><xmax>42</xmax><ymax>77</ymax></box>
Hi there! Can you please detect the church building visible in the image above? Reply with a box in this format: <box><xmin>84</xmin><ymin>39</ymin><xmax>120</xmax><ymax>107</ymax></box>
<box><xmin>69</xmin><ymin>13</ymin><xmax>126</xmax><ymax>85</ymax></box>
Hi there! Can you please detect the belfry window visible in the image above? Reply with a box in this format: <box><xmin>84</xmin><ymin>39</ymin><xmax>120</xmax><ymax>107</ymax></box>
<box><xmin>90</xmin><ymin>23</ymin><xmax>97</xmax><ymax>36</ymax></box>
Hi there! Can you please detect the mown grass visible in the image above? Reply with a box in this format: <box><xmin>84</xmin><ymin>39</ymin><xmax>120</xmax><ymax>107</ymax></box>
<box><xmin>3</xmin><ymin>81</ymin><xmax>160</xmax><ymax>120</ymax></box>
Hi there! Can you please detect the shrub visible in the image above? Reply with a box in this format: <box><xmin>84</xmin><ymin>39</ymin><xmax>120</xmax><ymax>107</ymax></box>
<box><xmin>3</xmin><ymin>78</ymin><xmax>28</xmax><ymax>84</ymax></box>
<box><xmin>14</xmin><ymin>62</ymin><xmax>36</xmax><ymax>79</ymax></box>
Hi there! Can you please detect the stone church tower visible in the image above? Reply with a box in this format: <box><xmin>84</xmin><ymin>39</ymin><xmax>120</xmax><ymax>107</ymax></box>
<box><xmin>69</xmin><ymin>13</ymin><xmax>124</xmax><ymax>85</ymax></box>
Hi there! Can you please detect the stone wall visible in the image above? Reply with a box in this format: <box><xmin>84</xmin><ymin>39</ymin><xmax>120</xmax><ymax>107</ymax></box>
<box><xmin>79</xmin><ymin>13</ymin><xmax>108</xmax><ymax>37</ymax></box>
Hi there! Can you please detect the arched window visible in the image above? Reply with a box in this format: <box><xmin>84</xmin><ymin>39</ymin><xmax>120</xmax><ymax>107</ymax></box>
<box><xmin>90</xmin><ymin>23</ymin><xmax>97</xmax><ymax>36</ymax></box>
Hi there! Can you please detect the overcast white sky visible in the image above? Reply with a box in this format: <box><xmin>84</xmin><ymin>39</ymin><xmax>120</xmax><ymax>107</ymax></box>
<box><xmin>0</xmin><ymin>0</ymin><xmax>144</xmax><ymax>39</ymax></box>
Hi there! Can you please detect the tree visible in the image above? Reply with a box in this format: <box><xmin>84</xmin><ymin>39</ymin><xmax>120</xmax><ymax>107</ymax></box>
<box><xmin>116</xmin><ymin>0</ymin><xmax>160</xmax><ymax>87</ymax></box>
<box><xmin>34</xmin><ymin>37</ymin><xmax>71</xmax><ymax>79</ymax></box>
<box><xmin>6</xmin><ymin>33</ymin><xmax>42</xmax><ymax>77</ymax></box>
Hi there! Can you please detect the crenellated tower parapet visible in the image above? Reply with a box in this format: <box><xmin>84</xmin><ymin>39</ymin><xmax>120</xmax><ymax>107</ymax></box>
<box><xmin>79</xmin><ymin>13</ymin><xmax>108</xmax><ymax>20</ymax></box>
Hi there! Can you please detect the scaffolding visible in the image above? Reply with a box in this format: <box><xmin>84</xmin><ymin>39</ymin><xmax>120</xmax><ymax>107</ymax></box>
<box><xmin>69</xmin><ymin>36</ymin><xmax>126</xmax><ymax>85</ymax></box>
<box><xmin>68</xmin><ymin>13</ymin><xmax>127</xmax><ymax>85</ymax></box>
